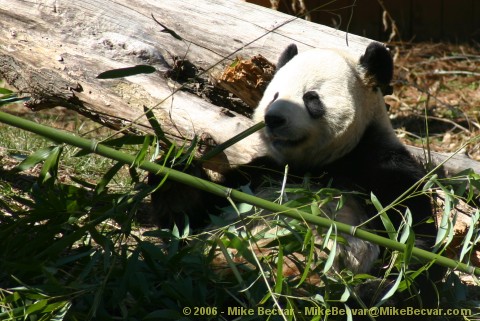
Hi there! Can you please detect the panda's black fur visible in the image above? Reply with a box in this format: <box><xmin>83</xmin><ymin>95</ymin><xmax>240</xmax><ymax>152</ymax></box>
<box><xmin>149</xmin><ymin>42</ymin><xmax>445</xmax><ymax>312</ymax></box>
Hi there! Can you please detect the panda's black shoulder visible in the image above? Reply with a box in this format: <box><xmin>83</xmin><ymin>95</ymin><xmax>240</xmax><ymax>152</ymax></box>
<box><xmin>324</xmin><ymin>123</ymin><xmax>427</xmax><ymax>193</ymax></box>
<box><xmin>344</xmin><ymin>123</ymin><xmax>426</xmax><ymax>179</ymax></box>
<box><xmin>321</xmin><ymin>123</ymin><xmax>434</xmax><ymax>231</ymax></box>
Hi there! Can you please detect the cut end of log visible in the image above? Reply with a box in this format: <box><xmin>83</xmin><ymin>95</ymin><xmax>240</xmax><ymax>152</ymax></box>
<box><xmin>212</xmin><ymin>54</ymin><xmax>275</xmax><ymax>109</ymax></box>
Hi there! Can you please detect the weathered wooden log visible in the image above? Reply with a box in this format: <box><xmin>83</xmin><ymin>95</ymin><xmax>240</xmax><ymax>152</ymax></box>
<box><xmin>0</xmin><ymin>0</ymin><xmax>478</xmax><ymax>176</ymax></box>
<box><xmin>0</xmin><ymin>0</ymin><xmax>372</xmax><ymax>165</ymax></box>
<box><xmin>407</xmin><ymin>145</ymin><xmax>480</xmax><ymax>176</ymax></box>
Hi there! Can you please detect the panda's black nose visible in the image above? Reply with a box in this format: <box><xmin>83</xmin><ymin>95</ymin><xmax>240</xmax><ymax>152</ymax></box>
<box><xmin>264</xmin><ymin>114</ymin><xmax>286</xmax><ymax>129</ymax></box>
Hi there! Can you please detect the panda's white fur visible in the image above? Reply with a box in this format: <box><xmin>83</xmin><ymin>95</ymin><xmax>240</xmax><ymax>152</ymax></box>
<box><xmin>253</xmin><ymin>48</ymin><xmax>398</xmax><ymax>169</ymax></box>
<box><xmin>320</xmin><ymin>197</ymin><xmax>380</xmax><ymax>273</ymax></box>
<box><xmin>246</xmin><ymin>192</ymin><xmax>381</xmax><ymax>274</ymax></box>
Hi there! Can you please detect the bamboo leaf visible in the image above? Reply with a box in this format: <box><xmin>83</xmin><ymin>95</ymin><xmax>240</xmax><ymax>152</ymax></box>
<box><xmin>95</xmin><ymin>161</ymin><xmax>124</xmax><ymax>195</ymax></box>
<box><xmin>25</xmin><ymin>299</ymin><xmax>47</xmax><ymax>315</ymax></box>
<box><xmin>274</xmin><ymin>246</ymin><xmax>284</xmax><ymax>294</ymax></box>
<box><xmin>322</xmin><ymin>224</ymin><xmax>333</xmax><ymax>250</ymax></box>
<box><xmin>144</xmin><ymin>105</ymin><xmax>172</xmax><ymax>147</ymax></box>
<box><xmin>181</xmin><ymin>215</ymin><xmax>190</xmax><ymax>238</ymax></box>
<box><xmin>0</xmin><ymin>96</ymin><xmax>29</xmax><ymax>106</ymax></box>
<box><xmin>310</xmin><ymin>200</ymin><xmax>321</xmax><ymax>216</ymax></box>
<box><xmin>87</xmin><ymin>226</ymin><xmax>112</xmax><ymax>250</ymax></box>
<box><xmin>132</xmin><ymin>135</ymin><xmax>152</xmax><ymax>168</ymax></box>
<box><xmin>215</xmin><ymin>238</ymin><xmax>251</xmax><ymax>302</ymax></box>
<box><xmin>434</xmin><ymin>189</ymin><xmax>453</xmax><ymax>250</ymax></box>
<box><xmin>339</xmin><ymin>287</ymin><xmax>351</xmax><ymax>302</ymax></box>
<box><xmin>376</xmin><ymin>269</ymin><xmax>404</xmax><ymax>306</ymax></box>
<box><xmin>371</xmin><ymin>192</ymin><xmax>397</xmax><ymax>240</ymax></box>
<box><xmin>176</xmin><ymin>136</ymin><xmax>199</xmax><ymax>165</ymax></box>
<box><xmin>43</xmin><ymin>301</ymin><xmax>71</xmax><ymax>317</ymax></box>
<box><xmin>399</xmin><ymin>208</ymin><xmax>414</xmax><ymax>265</ymax></box>
<box><xmin>345</xmin><ymin>306</ymin><xmax>353</xmax><ymax>321</ymax></box>
<box><xmin>323</xmin><ymin>226</ymin><xmax>337</xmax><ymax>273</ymax></box>
<box><xmin>15</xmin><ymin>146</ymin><xmax>57</xmax><ymax>172</ymax></box>
<box><xmin>398</xmin><ymin>209</ymin><xmax>411</xmax><ymax>244</ymax></box>
<box><xmin>296</xmin><ymin>230</ymin><xmax>314</xmax><ymax>287</ymax></box>
<box><xmin>39</xmin><ymin>145</ymin><xmax>63</xmax><ymax>185</ymax></box>
<box><xmin>422</xmin><ymin>174</ymin><xmax>438</xmax><ymax>191</ymax></box>
<box><xmin>0</xmin><ymin>87</ymin><xmax>13</xmax><ymax>95</ymax></box>
<box><xmin>224</xmin><ymin>232</ymin><xmax>257</xmax><ymax>266</ymax></box>
<box><xmin>69</xmin><ymin>176</ymin><xmax>97</xmax><ymax>189</ymax></box>
<box><xmin>96</xmin><ymin>65</ymin><xmax>156</xmax><ymax>79</ymax></box>
<box><xmin>459</xmin><ymin>209</ymin><xmax>479</xmax><ymax>262</ymax></box>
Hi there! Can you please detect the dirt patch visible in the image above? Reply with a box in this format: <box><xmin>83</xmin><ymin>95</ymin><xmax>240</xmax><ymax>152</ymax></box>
<box><xmin>386</xmin><ymin>42</ymin><xmax>480</xmax><ymax>160</ymax></box>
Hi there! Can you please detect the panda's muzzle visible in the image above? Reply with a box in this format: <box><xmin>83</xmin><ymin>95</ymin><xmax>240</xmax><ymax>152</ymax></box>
<box><xmin>264</xmin><ymin>113</ymin><xmax>286</xmax><ymax>129</ymax></box>
<box><xmin>264</xmin><ymin>101</ymin><xmax>291</xmax><ymax>135</ymax></box>
<box><xmin>264</xmin><ymin>102</ymin><xmax>307</xmax><ymax>148</ymax></box>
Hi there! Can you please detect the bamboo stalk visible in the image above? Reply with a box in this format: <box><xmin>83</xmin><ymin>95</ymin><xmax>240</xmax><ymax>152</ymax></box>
<box><xmin>0</xmin><ymin>110</ymin><xmax>477</xmax><ymax>276</ymax></box>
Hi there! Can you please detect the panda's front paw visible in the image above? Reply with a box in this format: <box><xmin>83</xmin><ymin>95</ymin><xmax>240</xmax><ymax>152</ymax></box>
<box><xmin>148</xmin><ymin>162</ymin><xmax>213</xmax><ymax>231</ymax></box>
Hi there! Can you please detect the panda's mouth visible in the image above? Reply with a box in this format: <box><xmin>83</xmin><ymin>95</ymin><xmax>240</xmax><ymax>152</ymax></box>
<box><xmin>267</xmin><ymin>133</ymin><xmax>307</xmax><ymax>149</ymax></box>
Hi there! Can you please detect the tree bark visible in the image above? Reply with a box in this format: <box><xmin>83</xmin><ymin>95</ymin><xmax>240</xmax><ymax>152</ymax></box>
<box><xmin>0</xmin><ymin>0</ymin><xmax>478</xmax><ymax>174</ymax></box>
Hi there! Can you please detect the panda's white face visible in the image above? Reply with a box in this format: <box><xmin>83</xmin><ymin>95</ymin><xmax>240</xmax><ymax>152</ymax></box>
<box><xmin>253</xmin><ymin>48</ymin><xmax>391</xmax><ymax>169</ymax></box>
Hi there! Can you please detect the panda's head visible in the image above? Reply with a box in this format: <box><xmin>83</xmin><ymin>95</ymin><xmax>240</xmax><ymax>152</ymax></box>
<box><xmin>253</xmin><ymin>42</ymin><xmax>395</xmax><ymax>169</ymax></box>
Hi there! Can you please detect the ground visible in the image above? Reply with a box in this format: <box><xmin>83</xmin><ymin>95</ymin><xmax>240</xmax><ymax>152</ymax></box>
<box><xmin>386</xmin><ymin>42</ymin><xmax>480</xmax><ymax>160</ymax></box>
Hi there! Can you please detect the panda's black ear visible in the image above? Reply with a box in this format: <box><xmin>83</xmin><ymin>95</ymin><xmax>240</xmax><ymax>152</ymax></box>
<box><xmin>276</xmin><ymin>44</ymin><xmax>298</xmax><ymax>70</ymax></box>
<box><xmin>359</xmin><ymin>42</ymin><xmax>393</xmax><ymax>95</ymax></box>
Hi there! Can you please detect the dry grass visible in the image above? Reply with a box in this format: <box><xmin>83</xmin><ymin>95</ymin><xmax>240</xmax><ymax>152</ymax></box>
<box><xmin>387</xmin><ymin>42</ymin><xmax>480</xmax><ymax>160</ymax></box>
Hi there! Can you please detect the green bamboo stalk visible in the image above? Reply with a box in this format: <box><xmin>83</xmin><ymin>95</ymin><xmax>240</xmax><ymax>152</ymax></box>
<box><xmin>0</xmin><ymin>110</ymin><xmax>478</xmax><ymax>276</ymax></box>
<box><xmin>200</xmin><ymin>121</ymin><xmax>265</xmax><ymax>161</ymax></box>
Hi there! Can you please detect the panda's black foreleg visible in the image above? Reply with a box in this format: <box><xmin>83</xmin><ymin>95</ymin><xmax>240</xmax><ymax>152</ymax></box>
<box><xmin>331</xmin><ymin>128</ymin><xmax>447</xmax><ymax>311</ymax></box>
<box><xmin>147</xmin><ymin>161</ymin><xmax>226</xmax><ymax>231</ymax></box>
<box><xmin>370</xmin><ymin>156</ymin><xmax>447</xmax><ymax>299</ymax></box>
<box><xmin>147</xmin><ymin>155</ymin><xmax>285</xmax><ymax>231</ymax></box>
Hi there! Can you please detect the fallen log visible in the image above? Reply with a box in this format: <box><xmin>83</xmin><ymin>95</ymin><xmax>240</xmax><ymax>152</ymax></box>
<box><xmin>0</xmin><ymin>0</ymin><xmax>478</xmax><ymax>176</ymax></box>
<box><xmin>0</xmin><ymin>0</ymin><xmax>370</xmax><ymax>165</ymax></box>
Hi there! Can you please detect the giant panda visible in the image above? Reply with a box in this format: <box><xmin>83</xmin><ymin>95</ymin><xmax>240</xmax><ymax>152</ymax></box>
<box><xmin>149</xmin><ymin>42</ymin><xmax>444</xmax><ymax>309</ymax></box>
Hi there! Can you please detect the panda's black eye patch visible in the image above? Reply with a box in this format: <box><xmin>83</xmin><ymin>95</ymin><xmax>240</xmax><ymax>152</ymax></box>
<box><xmin>303</xmin><ymin>91</ymin><xmax>325</xmax><ymax>119</ymax></box>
